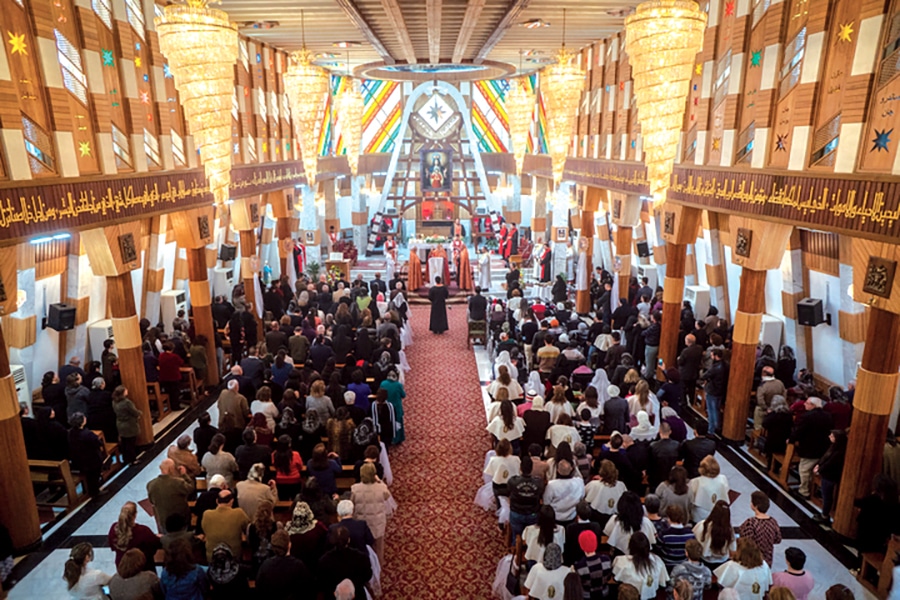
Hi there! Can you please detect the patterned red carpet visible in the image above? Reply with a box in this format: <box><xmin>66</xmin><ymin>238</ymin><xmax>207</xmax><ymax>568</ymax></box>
<box><xmin>381</xmin><ymin>304</ymin><xmax>507</xmax><ymax>599</ymax></box>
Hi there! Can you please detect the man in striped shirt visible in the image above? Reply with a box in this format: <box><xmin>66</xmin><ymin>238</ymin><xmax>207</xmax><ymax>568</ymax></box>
<box><xmin>655</xmin><ymin>505</ymin><xmax>695</xmax><ymax>568</ymax></box>
<box><xmin>574</xmin><ymin>530</ymin><xmax>611</xmax><ymax>599</ymax></box>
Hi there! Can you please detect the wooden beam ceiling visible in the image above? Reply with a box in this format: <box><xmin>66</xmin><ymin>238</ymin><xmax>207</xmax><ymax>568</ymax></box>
<box><xmin>379</xmin><ymin>0</ymin><xmax>418</xmax><ymax>64</ymax></box>
<box><xmin>426</xmin><ymin>0</ymin><xmax>442</xmax><ymax>63</ymax></box>
<box><xmin>474</xmin><ymin>0</ymin><xmax>531</xmax><ymax>64</ymax></box>
<box><xmin>452</xmin><ymin>0</ymin><xmax>487</xmax><ymax>63</ymax></box>
<box><xmin>334</xmin><ymin>0</ymin><xmax>396</xmax><ymax>64</ymax></box>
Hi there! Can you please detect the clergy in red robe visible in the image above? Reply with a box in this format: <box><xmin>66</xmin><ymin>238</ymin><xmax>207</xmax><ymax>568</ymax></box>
<box><xmin>408</xmin><ymin>247</ymin><xmax>424</xmax><ymax>291</ymax></box>
<box><xmin>428</xmin><ymin>244</ymin><xmax>452</xmax><ymax>285</ymax></box>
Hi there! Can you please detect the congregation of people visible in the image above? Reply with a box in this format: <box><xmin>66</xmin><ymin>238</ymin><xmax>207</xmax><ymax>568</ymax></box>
<box><xmin>50</xmin><ymin>270</ymin><xmax>413</xmax><ymax>599</ymax></box>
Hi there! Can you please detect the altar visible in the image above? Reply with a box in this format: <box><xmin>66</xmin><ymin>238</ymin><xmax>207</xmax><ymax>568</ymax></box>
<box><xmin>409</xmin><ymin>241</ymin><xmax>453</xmax><ymax>261</ymax></box>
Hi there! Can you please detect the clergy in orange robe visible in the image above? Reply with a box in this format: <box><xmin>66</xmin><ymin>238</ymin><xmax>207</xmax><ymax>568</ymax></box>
<box><xmin>428</xmin><ymin>244</ymin><xmax>452</xmax><ymax>285</ymax></box>
<box><xmin>408</xmin><ymin>246</ymin><xmax>424</xmax><ymax>291</ymax></box>
<box><xmin>457</xmin><ymin>244</ymin><xmax>473</xmax><ymax>291</ymax></box>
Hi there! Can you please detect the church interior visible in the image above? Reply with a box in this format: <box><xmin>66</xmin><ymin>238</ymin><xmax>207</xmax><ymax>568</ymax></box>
<box><xmin>0</xmin><ymin>0</ymin><xmax>899</xmax><ymax>597</ymax></box>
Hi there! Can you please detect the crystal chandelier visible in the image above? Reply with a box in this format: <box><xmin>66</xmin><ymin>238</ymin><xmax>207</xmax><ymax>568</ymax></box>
<box><xmin>335</xmin><ymin>63</ymin><xmax>364</xmax><ymax>176</ymax></box>
<box><xmin>626</xmin><ymin>0</ymin><xmax>706</xmax><ymax>204</ymax></box>
<box><xmin>283</xmin><ymin>12</ymin><xmax>330</xmax><ymax>188</ymax></box>
<box><xmin>541</xmin><ymin>10</ymin><xmax>585</xmax><ymax>188</ymax></box>
<box><xmin>156</xmin><ymin>0</ymin><xmax>238</xmax><ymax>205</ymax></box>
<box><xmin>506</xmin><ymin>69</ymin><xmax>534</xmax><ymax>176</ymax></box>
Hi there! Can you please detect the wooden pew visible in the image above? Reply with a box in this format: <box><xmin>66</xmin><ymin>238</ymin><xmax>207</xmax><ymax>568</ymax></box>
<box><xmin>29</xmin><ymin>459</ymin><xmax>85</xmax><ymax>507</ymax></box>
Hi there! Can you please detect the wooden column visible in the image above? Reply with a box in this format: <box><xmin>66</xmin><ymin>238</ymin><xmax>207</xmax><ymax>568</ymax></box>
<box><xmin>268</xmin><ymin>190</ymin><xmax>295</xmax><ymax>277</ymax></box>
<box><xmin>169</xmin><ymin>208</ymin><xmax>219</xmax><ymax>387</ymax></box>
<box><xmin>0</xmin><ymin>247</ymin><xmax>41</xmax><ymax>550</ymax></box>
<box><xmin>658</xmin><ymin>204</ymin><xmax>703</xmax><ymax>371</ymax></box>
<box><xmin>232</xmin><ymin>196</ymin><xmax>265</xmax><ymax>339</ymax></box>
<box><xmin>721</xmin><ymin>217</ymin><xmax>793</xmax><ymax>442</ymax></box>
<box><xmin>82</xmin><ymin>222</ymin><xmax>154</xmax><ymax>444</ymax></box>
<box><xmin>834</xmin><ymin>240</ymin><xmax>900</xmax><ymax>536</ymax></box>
<box><xmin>576</xmin><ymin>187</ymin><xmax>605</xmax><ymax>314</ymax></box>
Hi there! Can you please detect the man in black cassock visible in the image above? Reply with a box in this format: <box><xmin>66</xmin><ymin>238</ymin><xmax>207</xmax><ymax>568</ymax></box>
<box><xmin>540</xmin><ymin>243</ymin><xmax>552</xmax><ymax>283</ymax></box>
<box><xmin>428</xmin><ymin>276</ymin><xmax>449</xmax><ymax>334</ymax></box>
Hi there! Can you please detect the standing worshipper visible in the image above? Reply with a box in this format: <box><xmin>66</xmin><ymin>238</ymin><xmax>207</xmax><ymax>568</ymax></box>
<box><xmin>478</xmin><ymin>247</ymin><xmax>492</xmax><ymax>291</ymax></box>
<box><xmin>540</xmin><ymin>243</ymin><xmax>553</xmax><ymax>283</ymax></box>
<box><xmin>380</xmin><ymin>369</ymin><xmax>406</xmax><ymax>444</ymax></box>
<box><xmin>428</xmin><ymin>276</ymin><xmax>449</xmax><ymax>334</ymax></box>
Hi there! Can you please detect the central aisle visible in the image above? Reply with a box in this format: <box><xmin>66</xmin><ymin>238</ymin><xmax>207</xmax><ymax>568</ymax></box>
<box><xmin>382</xmin><ymin>304</ymin><xmax>506</xmax><ymax>598</ymax></box>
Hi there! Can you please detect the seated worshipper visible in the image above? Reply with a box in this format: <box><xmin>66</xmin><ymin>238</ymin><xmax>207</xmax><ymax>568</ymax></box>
<box><xmin>350</xmin><ymin>463</ymin><xmax>393</xmax><ymax>565</ymax></box>
<box><xmin>330</xmin><ymin>500</ymin><xmax>375</xmax><ymax>554</ymax></box>
<box><xmin>655</xmin><ymin>465</ymin><xmax>692</xmax><ymax>521</ymax></box>
<box><xmin>272</xmin><ymin>435</ymin><xmax>304</xmax><ymax>500</ymax></box>
<box><xmin>508</xmin><ymin>455</ymin><xmax>545</xmax><ymax>541</ymax></box>
<box><xmin>523</xmin><ymin>542</ymin><xmax>570</xmax><ymax>600</ymax></box>
<box><xmin>584</xmin><ymin>459</ymin><xmax>628</xmax><ymax>528</ymax></box>
<box><xmin>108</xmin><ymin>549</ymin><xmax>162</xmax><ymax>600</ymax></box>
<box><xmin>487</xmin><ymin>399</ymin><xmax>526</xmax><ymax>447</ymax></box>
<box><xmin>247</xmin><ymin>500</ymin><xmax>278</xmax><ymax>576</ymax></box>
<box><xmin>63</xmin><ymin>542</ymin><xmax>112</xmax><ymax>599</ymax></box>
<box><xmin>523</xmin><ymin>505</ymin><xmax>566</xmax><ymax>564</ymax></box>
<box><xmin>317</xmin><ymin>526</ymin><xmax>373</xmax><ymax>600</ymax></box>
<box><xmin>543</xmin><ymin>453</ymin><xmax>585</xmax><ymax>524</ymax></box>
<box><xmin>235</xmin><ymin>428</ymin><xmax>272</xmax><ymax>481</ymax></box>
<box><xmin>668</xmin><ymin>539</ymin><xmax>712</xmax><ymax>600</ymax></box>
<box><xmin>235</xmin><ymin>463</ymin><xmax>278</xmax><ymax>522</ymax></box>
<box><xmin>167</xmin><ymin>434</ymin><xmax>202</xmax><ymax>479</ymax></box>
<box><xmin>200</xmin><ymin>489</ymin><xmax>250</xmax><ymax>562</ymax></box>
<box><xmin>574</xmin><ymin>530</ymin><xmax>613</xmax><ymax>599</ymax></box>
<box><xmin>255</xmin><ymin>530</ymin><xmax>315</xmax><ymax>598</ymax></box>
<box><xmin>612</xmin><ymin>532</ymin><xmax>669</xmax><ymax>600</ymax></box>
<box><xmin>713</xmin><ymin>537</ymin><xmax>773</xmax><ymax>600</ymax></box>
<box><xmin>489</xmin><ymin>364</ymin><xmax>524</xmax><ymax>402</ymax></box>
<box><xmin>603</xmin><ymin>491</ymin><xmax>658</xmax><ymax>555</ymax></box>
<box><xmin>771</xmin><ymin>547</ymin><xmax>815</xmax><ymax>600</ymax></box>
<box><xmin>565</xmin><ymin>502</ymin><xmax>604</xmax><ymax>566</ymax></box>
<box><xmin>603</xmin><ymin>385</ymin><xmax>629</xmax><ymax>435</ymax></box>
<box><xmin>738</xmin><ymin>491</ymin><xmax>782</xmax><ymax>567</ymax></box>
<box><xmin>107</xmin><ymin>501</ymin><xmax>162</xmax><ymax>570</ymax></box>
<box><xmin>692</xmin><ymin>500</ymin><xmax>736</xmax><ymax>570</ymax></box>
<box><xmin>688</xmin><ymin>456</ymin><xmax>730</xmax><ymax>523</ymax></box>
<box><xmin>201</xmin><ymin>433</ymin><xmax>239</xmax><ymax>487</ymax></box>
<box><xmin>285</xmin><ymin>501</ymin><xmax>330</xmax><ymax>568</ymax></box>
<box><xmin>546</xmin><ymin>413</ymin><xmax>581</xmax><ymax>457</ymax></box>
<box><xmin>484</xmin><ymin>439</ymin><xmax>521</xmax><ymax>502</ymax></box>
<box><xmin>656</xmin><ymin>505</ymin><xmax>695</xmax><ymax>569</ymax></box>
<box><xmin>521</xmin><ymin>395</ymin><xmax>551</xmax><ymax>453</ymax></box>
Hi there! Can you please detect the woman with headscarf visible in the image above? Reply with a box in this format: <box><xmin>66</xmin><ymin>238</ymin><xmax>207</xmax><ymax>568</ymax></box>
<box><xmin>351</xmin><ymin>462</ymin><xmax>393</xmax><ymax>565</ymax></box>
<box><xmin>375</xmin><ymin>293</ymin><xmax>389</xmax><ymax>318</ymax></box>
<box><xmin>523</xmin><ymin>542</ymin><xmax>569</xmax><ymax>600</ymax></box>
<box><xmin>493</xmin><ymin>350</ymin><xmax>520</xmax><ymax>381</ymax></box>
<box><xmin>527</xmin><ymin>370</ymin><xmax>546</xmax><ymax>400</ymax></box>
<box><xmin>762</xmin><ymin>395</ymin><xmax>794</xmax><ymax>464</ymax></box>
<box><xmin>776</xmin><ymin>345</ymin><xmax>797</xmax><ymax>388</ymax></box>
<box><xmin>285</xmin><ymin>501</ymin><xmax>329</xmax><ymax>568</ymax></box>
<box><xmin>33</xmin><ymin>405</ymin><xmax>68</xmax><ymax>460</ymax></box>
<box><xmin>379</xmin><ymin>368</ymin><xmax>406</xmax><ymax>444</ymax></box>
<box><xmin>208</xmin><ymin>543</ymin><xmax>250</xmax><ymax>598</ymax></box>
<box><xmin>552</xmin><ymin>274</ymin><xmax>568</xmax><ymax>304</ymax></box>
<box><xmin>331</xmin><ymin>325</ymin><xmax>353</xmax><ymax>365</ymax></box>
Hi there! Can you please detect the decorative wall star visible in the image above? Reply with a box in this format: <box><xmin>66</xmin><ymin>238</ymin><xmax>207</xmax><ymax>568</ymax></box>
<box><xmin>140</xmin><ymin>90</ymin><xmax>150</xmax><ymax>104</ymax></box>
<box><xmin>725</xmin><ymin>1</ymin><xmax>735</xmax><ymax>16</ymax></box>
<box><xmin>7</xmin><ymin>32</ymin><xmax>27</xmax><ymax>56</ymax></box>
<box><xmin>163</xmin><ymin>63</ymin><xmax>172</xmax><ymax>78</ymax></box>
<box><xmin>838</xmin><ymin>22</ymin><xmax>854</xmax><ymax>42</ymax></box>
<box><xmin>134</xmin><ymin>56</ymin><xmax>142</xmax><ymax>68</ymax></box>
<box><xmin>234</xmin><ymin>143</ymin><xmax>240</xmax><ymax>154</ymax></box>
<box><xmin>872</xmin><ymin>128</ymin><xmax>893</xmax><ymax>152</ymax></box>
<box><xmin>102</xmin><ymin>49</ymin><xmax>114</xmax><ymax>66</ymax></box>
<box><xmin>695</xmin><ymin>64</ymin><xmax>703</xmax><ymax>75</ymax></box>
<box><xmin>751</xmin><ymin>50</ymin><xmax>762</xmax><ymax>67</ymax></box>
<box><xmin>262</xmin><ymin>141</ymin><xmax>268</xmax><ymax>152</ymax></box>
<box><xmin>619</xmin><ymin>81</ymin><xmax>625</xmax><ymax>91</ymax></box>
<box><xmin>775</xmin><ymin>133</ymin><xmax>788</xmax><ymax>151</ymax></box>
<box><xmin>78</xmin><ymin>141</ymin><xmax>91</xmax><ymax>157</ymax></box>
<box><xmin>712</xmin><ymin>137</ymin><xmax>721</xmax><ymax>151</ymax></box>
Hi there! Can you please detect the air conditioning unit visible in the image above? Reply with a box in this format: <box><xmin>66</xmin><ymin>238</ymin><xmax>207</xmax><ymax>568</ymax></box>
<box><xmin>10</xmin><ymin>364</ymin><xmax>30</xmax><ymax>413</ymax></box>
<box><xmin>88</xmin><ymin>319</ymin><xmax>114</xmax><ymax>362</ymax></box>
<box><xmin>760</xmin><ymin>314</ymin><xmax>784</xmax><ymax>349</ymax></box>
<box><xmin>684</xmin><ymin>285</ymin><xmax>710</xmax><ymax>320</ymax></box>
<box><xmin>161</xmin><ymin>289</ymin><xmax>188</xmax><ymax>331</ymax></box>
<box><xmin>385</xmin><ymin>207</ymin><xmax>398</xmax><ymax>216</ymax></box>
<box><xmin>637</xmin><ymin>265</ymin><xmax>658</xmax><ymax>290</ymax></box>
<box><xmin>212</xmin><ymin>266</ymin><xmax>235</xmax><ymax>298</ymax></box>
<box><xmin>476</xmin><ymin>207</ymin><xmax>488</xmax><ymax>215</ymax></box>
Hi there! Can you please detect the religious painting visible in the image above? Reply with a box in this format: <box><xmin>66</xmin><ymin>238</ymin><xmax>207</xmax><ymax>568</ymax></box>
<box><xmin>118</xmin><ymin>233</ymin><xmax>138</xmax><ymax>266</ymax></box>
<box><xmin>0</xmin><ymin>273</ymin><xmax>8</xmax><ymax>304</ymax></box>
<box><xmin>612</xmin><ymin>198</ymin><xmax>622</xmax><ymax>220</ymax></box>
<box><xmin>735</xmin><ymin>228</ymin><xmax>753</xmax><ymax>258</ymax></box>
<box><xmin>863</xmin><ymin>257</ymin><xmax>897</xmax><ymax>299</ymax></box>
<box><xmin>554</xmin><ymin>227</ymin><xmax>569</xmax><ymax>243</ymax></box>
<box><xmin>664</xmin><ymin>211</ymin><xmax>675</xmax><ymax>235</ymax></box>
<box><xmin>197</xmin><ymin>215</ymin><xmax>210</xmax><ymax>240</ymax></box>
<box><xmin>304</xmin><ymin>231</ymin><xmax>316</xmax><ymax>245</ymax></box>
<box><xmin>249</xmin><ymin>202</ymin><xmax>260</xmax><ymax>225</ymax></box>
<box><xmin>421</xmin><ymin>149</ymin><xmax>452</xmax><ymax>193</ymax></box>
<box><xmin>576</xmin><ymin>188</ymin><xmax>585</xmax><ymax>210</ymax></box>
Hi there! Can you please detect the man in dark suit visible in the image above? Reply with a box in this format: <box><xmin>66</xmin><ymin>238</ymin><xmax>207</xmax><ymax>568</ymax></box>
<box><xmin>602</xmin><ymin>385</ymin><xmax>629</xmax><ymax>435</ymax></box>
<box><xmin>239</xmin><ymin>346</ymin><xmax>265</xmax><ymax>390</ymax></box>
<box><xmin>680</xmin><ymin>421</ymin><xmax>717</xmax><ymax>478</ymax></box>
<box><xmin>564</xmin><ymin>502</ymin><xmax>603</xmax><ymax>565</ymax></box>
<box><xmin>317</xmin><ymin>527</ymin><xmax>372</xmax><ymax>600</ymax></box>
<box><xmin>265</xmin><ymin>321</ymin><xmax>289</xmax><ymax>354</ymax></box>
<box><xmin>604</xmin><ymin>331</ymin><xmax>627</xmax><ymax>373</ymax></box>
<box><xmin>468</xmin><ymin>286</ymin><xmax>488</xmax><ymax>321</ymax></box>
<box><xmin>330</xmin><ymin>500</ymin><xmax>375</xmax><ymax>554</ymax></box>
<box><xmin>649</xmin><ymin>422</ymin><xmax>681</xmax><ymax>488</ymax></box>
<box><xmin>676</xmin><ymin>333</ymin><xmax>704</xmax><ymax>408</ymax></box>
<box><xmin>68</xmin><ymin>412</ymin><xmax>104</xmax><ymax>496</ymax></box>
<box><xmin>370</xmin><ymin>273</ymin><xmax>387</xmax><ymax>298</ymax></box>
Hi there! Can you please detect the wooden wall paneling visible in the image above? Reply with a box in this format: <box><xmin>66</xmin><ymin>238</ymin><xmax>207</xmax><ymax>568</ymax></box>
<box><xmin>83</xmin><ymin>5</ymin><xmax>128</xmax><ymax>143</ymax></box>
<box><xmin>708</xmin><ymin>0</ymin><xmax>738</xmax><ymax>165</ymax></box>
<box><xmin>839</xmin><ymin>309</ymin><xmax>869</xmax><ymax>343</ymax></box>
<box><xmin>859</xmin><ymin>0</ymin><xmax>900</xmax><ymax>172</ymax></box>
<box><xmin>235</xmin><ymin>38</ymin><xmax>253</xmax><ymax>163</ymax></box>
<box><xmin>800</xmin><ymin>229</ymin><xmax>841</xmax><ymax>275</ymax></box>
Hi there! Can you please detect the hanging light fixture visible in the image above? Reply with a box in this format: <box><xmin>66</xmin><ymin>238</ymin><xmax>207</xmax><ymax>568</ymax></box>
<box><xmin>335</xmin><ymin>50</ymin><xmax>364</xmax><ymax>176</ymax></box>
<box><xmin>506</xmin><ymin>50</ymin><xmax>535</xmax><ymax>177</ymax></box>
<box><xmin>156</xmin><ymin>0</ymin><xmax>238</xmax><ymax>205</ymax></box>
<box><xmin>540</xmin><ymin>9</ymin><xmax>585</xmax><ymax>188</ymax></box>
<box><xmin>625</xmin><ymin>0</ymin><xmax>706</xmax><ymax>205</ymax></box>
<box><xmin>283</xmin><ymin>11</ymin><xmax>330</xmax><ymax>188</ymax></box>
